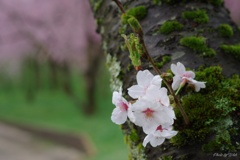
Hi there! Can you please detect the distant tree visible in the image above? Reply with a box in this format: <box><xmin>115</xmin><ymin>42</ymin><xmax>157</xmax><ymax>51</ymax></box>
<box><xmin>0</xmin><ymin>0</ymin><xmax>101</xmax><ymax>114</ymax></box>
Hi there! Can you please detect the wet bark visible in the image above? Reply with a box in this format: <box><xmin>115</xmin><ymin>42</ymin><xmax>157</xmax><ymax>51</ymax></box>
<box><xmin>93</xmin><ymin>0</ymin><xmax>240</xmax><ymax>159</ymax></box>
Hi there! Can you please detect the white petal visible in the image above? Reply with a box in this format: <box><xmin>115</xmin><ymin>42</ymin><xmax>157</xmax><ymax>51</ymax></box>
<box><xmin>131</xmin><ymin>99</ymin><xmax>148</xmax><ymax>111</ymax></box>
<box><xmin>143</xmin><ymin>85</ymin><xmax>161</xmax><ymax>101</ymax></box>
<box><xmin>143</xmin><ymin>134</ymin><xmax>153</xmax><ymax>147</ymax></box>
<box><xmin>142</xmin><ymin>123</ymin><xmax>159</xmax><ymax>134</ymax></box>
<box><xmin>158</xmin><ymin>88</ymin><xmax>170</xmax><ymax>106</ymax></box>
<box><xmin>144</xmin><ymin>86</ymin><xmax>169</xmax><ymax>106</ymax></box>
<box><xmin>128</xmin><ymin>85</ymin><xmax>145</xmax><ymax>99</ymax></box>
<box><xmin>164</xmin><ymin>106</ymin><xmax>176</xmax><ymax>120</ymax></box>
<box><xmin>154</xmin><ymin>112</ymin><xmax>173</xmax><ymax>125</ymax></box>
<box><xmin>164</xmin><ymin>131</ymin><xmax>178</xmax><ymax>139</ymax></box>
<box><xmin>136</xmin><ymin>70</ymin><xmax>154</xmax><ymax>87</ymax></box>
<box><xmin>112</xmin><ymin>91</ymin><xmax>121</xmax><ymax>105</ymax></box>
<box><xmin>127</xmin><ymin>106</ymin><xmax>136</xmax><ymax>123</ymax></box>
<box><xmin>111</xmin><ymin>107</ymin><xmax>127</xmax><ymax>125</ymax></box>
<box><xmin>150</xmin><ymin>137</ymin><xmax>165</xmax><ymax>147</ymax></box>
<box><xmin>194</xmin><ymin>81</ymin><xmax>206</xmax><ymax>92</ymax></box>
<box><xmin>151</xmin><ymin>75</ymin><xmax>162</xmax><ymax>87</ymax></box>
<box><xmin>171</xmin><ymin>62</ymin><xmax>185</xmax><ymax>76</ymax></box>
<box><xmin>172</xmin><ymin>76</ymin><xmax>182</xmax><ymax>90</ymax></box>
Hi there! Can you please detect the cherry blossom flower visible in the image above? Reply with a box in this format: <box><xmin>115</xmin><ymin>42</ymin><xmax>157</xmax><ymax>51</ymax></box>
<box><xmin>111</xmin><ymin>88</ymin><xmax>131</xmax><ymax>125</ymax></box>
<box><xmin>128</xmin><ymin>70</ymin><xmax>162</xmax><ymax>99</ymax></box>
<box><xmin>131</xmin><ymin>99</ymin><xmax>175</xmax><ymax>134</ymax></box>
<box><xmin>143</xmin><ymin>125</ymin><xmax>178</xmax><ymax>147</ymax></box>
<box><xmin>171</xmin><ymin>62</ymin><xmax>206</xmax><ymax>92</ymax></box>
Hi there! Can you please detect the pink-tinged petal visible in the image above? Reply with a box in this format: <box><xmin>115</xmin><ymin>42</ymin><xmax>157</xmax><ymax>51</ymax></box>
<box><xmin>111</xmin><ymin>107</ymin><xmax>127</xmax><ymax>125</ymax></box>
<box><xmin>136</xmin><ymin>70</ymin><xmax>154</xmax><ymax>87</ymax></box>
<box><xmin>143</xmin><ymin>134</ymin><xmax>153</xmax><ymax>147</ymax></box>
<box><xmin>142</xmin><ymin>123</ymin><xmax>159</xmax><ymax>134</ymax></box>
<box><xmin>184</xmin><ymin>71</ymin><xmax>195</xmax><ymax>79</ymax></box>
<box><xmin>128</xmin><ymin>85</ymin><xmax>145</xmax><ymax>99</ymax></box>
<box><xmin>150</xmin><ymin>137</ymin><xmax>165</xmax><ymax>147</ymax></box>
<box><xmin>131</xmin><ymin>100</ymin><xmax>148</xmax><ymax>126</ymax></box>
<box><xmin>151</xmin><ymin>75</ymin><xmax>162</xmax><ymax>87</ymax></box>
<box><xmin>172</xmin><ymin>76</ymin><xmax>182</xmax><ymax>90</ymax></box>
<box><xmin>171</xmin><ymin>62</ymin><xmax>185</xmax><ymax>76</ymax></box>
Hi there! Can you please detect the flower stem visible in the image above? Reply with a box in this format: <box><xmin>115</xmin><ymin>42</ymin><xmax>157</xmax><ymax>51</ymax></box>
<box><xmin>141</xmin><ymin>40</ymin><xmax>190</xmax><ymax>125</ymax></box>
<box><xmin>175</xmin><ymin>87</ymin><xmax>182</xmax><ymax>95</ymax></box>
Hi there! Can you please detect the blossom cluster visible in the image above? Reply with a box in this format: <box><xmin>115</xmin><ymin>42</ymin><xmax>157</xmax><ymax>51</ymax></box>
<box><xmin>111</xmin><ymin>62</ymin><xmax>205</xmax><ymax>147</ymax></box>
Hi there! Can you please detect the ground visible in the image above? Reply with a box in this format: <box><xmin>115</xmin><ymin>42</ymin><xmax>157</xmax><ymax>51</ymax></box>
<box><xmin>0</xmin><ymin>122</ymin><xmax>85</xmax><ymax>160</ymax></box>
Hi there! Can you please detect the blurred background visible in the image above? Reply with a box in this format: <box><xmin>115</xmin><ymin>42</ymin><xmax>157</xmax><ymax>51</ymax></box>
<box><xmin>0</xmin><ymin>0</ymin><xmax>127</xmax><ymax>160</ymax></box>
<box><xmin>0</xmin><ymin>0</ymin><xmax>239</xmax><ymax>160</ymax></box>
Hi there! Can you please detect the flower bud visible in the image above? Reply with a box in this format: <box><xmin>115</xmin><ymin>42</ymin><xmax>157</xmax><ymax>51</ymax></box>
<box><xmin>127</xmin><ymin>16</ymin><xmax>143</xmax><ymax>36</ymax></box>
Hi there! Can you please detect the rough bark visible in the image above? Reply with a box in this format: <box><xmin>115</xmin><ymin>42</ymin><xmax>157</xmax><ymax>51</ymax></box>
<box><xmin>93</xmin><ymin>0</ymin><xmax>240</xmax><ymax>159</ymax></box>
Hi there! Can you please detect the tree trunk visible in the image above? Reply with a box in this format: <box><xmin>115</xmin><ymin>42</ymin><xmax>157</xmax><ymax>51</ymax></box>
<box><xmin>93</xmin><ymin>0</ymin><xmax>240</xmax><ymax>159</ymax></box>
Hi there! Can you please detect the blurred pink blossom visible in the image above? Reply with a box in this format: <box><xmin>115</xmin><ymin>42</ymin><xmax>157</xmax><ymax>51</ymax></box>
<box><xmin>224</xmin><ymin>0</ymin><xmax>240</xmax><ymax>26</ymax></box>
<box><xmin>0</xmin><ymin>0</ymin><xmax>101</xmax><ymax>74</ymax></box>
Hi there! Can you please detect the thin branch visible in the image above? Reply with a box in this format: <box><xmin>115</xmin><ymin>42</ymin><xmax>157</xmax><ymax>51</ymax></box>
<box><xmin>140</xmin><ymin>36</ymin><xmax>190</xmax><ymax>125</ymax></box>
<box><xmin>112</xmin><ymin>0</ymin><xmax>125</xmax><ymax>13</ymax></box>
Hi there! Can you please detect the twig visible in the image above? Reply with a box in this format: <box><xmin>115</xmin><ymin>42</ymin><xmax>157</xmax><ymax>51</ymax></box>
<box><xmin>112</xmin><ymin>0</ymin><xmax>125</xmax><ymax>13</ymax></box>
<box><xmin>140</xmin><ymin>36</ymin><xmax>190</xmax><ymax>125</ymax></box>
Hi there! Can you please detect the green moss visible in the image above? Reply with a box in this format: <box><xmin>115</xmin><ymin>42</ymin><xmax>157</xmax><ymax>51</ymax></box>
<box><xmin>203</xmin><ymin>48</ymin><xmax>216</xmax><ymax>57</ymax></box>
<box><xmin>161</xmin><ymin>155</ymin><xmax>173</xmax><ymax>160</ymax></box>
<box><xmin>208</xmin><ymin>0</ymin><xmax>224</xmax><ymax>6</ymax></box>
<box><xmin>220</xmin><ymin>44</ymin><xmax>240</xmax><ymax>60</ymax></box>
<box><xmin>218</xmin><ymin>24</ymin><xmax>234</xmax><ymax>38</ymax></box>
<box><xmin>156</xmin><ymin>56</ymin><xmax>171</xmax><ymax>68</ymax></box>
<box><xmin>180</xmin><ymin>36</ymin><xmax>216</xmax><ymax>57</ymax></box>
<box><xmin>171</xmin><ymin>66</ymin><xmax>240</xmax><ymax>152</ymax></box>
<box><xmin>214</xmin><ymin>97</ymin><xmax>236</xmax><ymax>116</ymax></box>
<box><xmin>171</xmin><ymin>94</ymin><xmax>215</xmax><ymax>146</ymax></box>
<box><xmin>195</xmin><ymin>66</ymin><xmax>224</xmax><ymax>91</ymax></box>
<box><xmin>159</xmin><ymin>20</ymin><xmax>183</xmax><ymax>34</ymax></box>
<box><xmin>152</xmin><ymin>0</ymin><xmax>161</xmax><ymax>5</ymax></box>
<box><xmin>182</xmin><ymin>9</ymin><xmax>209</xmax><ymax>24</ymax></box>
<box><xmin>180</xmin><ymin>36</ymin><xmax>206</xmax><ymax>52</ymax></box>
<box><xmin>121</xmin><ymin>6</ymin><xmax>147</xmax><ymax>24</ymax></box>
<box><xmin>129</xmin><ymin>129</ymin><xmax>139</xmax><ymax>143</ymax></box>
<box><xmin>202</xmin><ymin>118</ymin><xmax>236</xmax><ymax>152</ymax></box>
<box><xmin>92</xmin><ymin>0</ymin><xmax>103</xmax><ymax>12</ymax></box>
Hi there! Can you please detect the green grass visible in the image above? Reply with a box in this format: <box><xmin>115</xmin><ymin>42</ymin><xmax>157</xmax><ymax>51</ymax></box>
<box><xmin>0</xmin><ymin>63</ymin><xmax>128</xmax><ymax>160</ymax></box>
